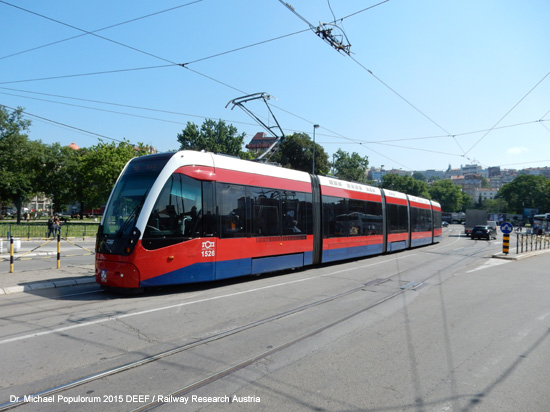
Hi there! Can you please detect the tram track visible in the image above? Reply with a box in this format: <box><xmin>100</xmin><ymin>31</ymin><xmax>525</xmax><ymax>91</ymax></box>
<box><xmin>0</xmin><ymin>232</ymin><xmax>497</xmax><ymax>411</ymax></box>
<box><xmin>132</xmin><ymin>239</ymin><xmax>493</xmax><ymax>411</ymax></box>
<box><xmin>0</xmin><ymin>278</ymin><xmax>392</xmax><ymax>411</ymax></box>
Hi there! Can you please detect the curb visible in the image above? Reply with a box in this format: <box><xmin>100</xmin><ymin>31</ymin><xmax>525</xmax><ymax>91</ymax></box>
<box><xmin>0</xmin><ymin>276</ymin><xmax>96</xmax><ymax>295</ymax></box>
<box><xmin>492</xmin><ymin>248</ymin><xmax>550</xmax><ymax>260</ymax></box>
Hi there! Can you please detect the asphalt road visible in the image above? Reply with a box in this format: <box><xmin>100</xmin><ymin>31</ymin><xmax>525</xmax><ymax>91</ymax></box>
<box><xmin>1</xmin><ymin>226</ymin><xmax>549</xmax><ymax>412</ymax></box>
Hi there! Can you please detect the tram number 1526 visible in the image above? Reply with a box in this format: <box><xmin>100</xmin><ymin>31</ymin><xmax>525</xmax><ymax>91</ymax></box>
<box><xmin>201</xmin><ymin>241</ymin><xmax>215</xmax><ymax>258</ymax></box>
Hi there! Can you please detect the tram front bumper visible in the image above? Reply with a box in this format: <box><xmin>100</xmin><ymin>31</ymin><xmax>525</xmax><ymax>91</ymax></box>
<box><xmin>96</xmin><ymin>259</ymin><xmax>140</xmax><ymax>289</ymax></box>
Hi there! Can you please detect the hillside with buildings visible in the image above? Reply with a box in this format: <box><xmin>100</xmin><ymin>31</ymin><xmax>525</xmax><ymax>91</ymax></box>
<box><xmin>368</xmin><ymin>164</ymin><xmax>550</xmax><ymax>202</ymax></box>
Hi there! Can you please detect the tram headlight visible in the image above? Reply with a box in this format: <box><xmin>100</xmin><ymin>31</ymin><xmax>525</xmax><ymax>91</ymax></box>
<box><xmin>122</xmin><ymin>228</ymin><xmax>141</xmax><ymax>256</ymax></box>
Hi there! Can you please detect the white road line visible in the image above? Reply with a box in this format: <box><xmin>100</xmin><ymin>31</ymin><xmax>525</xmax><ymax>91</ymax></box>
<box><xmin>0</xmin><ymin>254</ymin><xmax>416</xmax><ymax>346</ymax></box>
<box><xmin>466</xmin><ymin>259</ymin><xmax>510</xmax><ymax>273</ymax></box>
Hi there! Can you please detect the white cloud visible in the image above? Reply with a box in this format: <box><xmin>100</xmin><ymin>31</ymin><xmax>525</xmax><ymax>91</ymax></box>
<box><xmin>507</xmin><ymin>146</ymin><xmax>528</xmax><ymax>155</ymax></box>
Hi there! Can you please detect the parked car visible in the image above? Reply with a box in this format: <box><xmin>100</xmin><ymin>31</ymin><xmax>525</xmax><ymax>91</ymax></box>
<box><xmin>471</xmin><ymin>224</ymin><xmax>497</xmax><ymax>240</ymax></box>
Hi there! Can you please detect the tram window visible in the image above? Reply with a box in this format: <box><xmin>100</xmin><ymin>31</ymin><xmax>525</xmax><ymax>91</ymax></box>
<box><xmin>143</xmin><ymin>174</ymin><xmax>202</xmax><ymax>250</ymax></box>
<box><xmin>250</xmin><ymin>187</ymin><xmax>281</xmax><ymax>236</ymax></box>
<box><xmin>302</xmin><ymin>192</ymin><xmax>313</xmax><ymax>235</ymax></box>
<box><xmin>217</xmin><ymin>183</ymin><xmax>247</xmax><ymax>238</ymax></box>
<box><xmin>348</xmin><ymin>199</ymin><xmax>383</xmax><ymax>236</ymax></box>
<box><xmin>323</xmin><ymin>196</ymin><xmax>347</xmax><ymax>237</ymax></box>
<box><xmin>282</xmin><ymin>191</ymin><xmax>311</xmax><ymax>235</ymax></box>
<box><xmin>387</xmin><ymin>203</ymin><xmax>408</xmax><ymax>234</ymax></box>
<box><xmin>432</xmin><ymin>209</ymin><xmax>441</xmax><ymax>229</ymax></box>
<box><xmin>202</xmin><ymin>181</ymin><xmax>217</xmax><ymax>237</ymax></box>
<box><xmin>410</xmin><ymin>207</ymin><xmax>432</xmax><ymax>232</ymax></box>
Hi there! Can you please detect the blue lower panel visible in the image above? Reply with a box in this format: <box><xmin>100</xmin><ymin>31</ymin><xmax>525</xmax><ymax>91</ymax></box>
<box><xmin>387</xmin><ymin>240</ymin><xmax>408</xmax><ymax>252</ymax></box>
<box><xmin>140</xmin><ymin>262</ymin><xmax>215</xmax><ymax>287</ymax></box>
<box><xmin>141</xmin><ymin>252</ymin><xmax>310</xmax><ymax>286</ymax></box>
<box><xmin>252</xmin><ymin>253</ymin><xmax>304</xmax><ymax>274</ymax></box>
<box><xmin>411</xmin><ymin>237</ymin><xmax>432</xmax><ymax>248</ymax></box>
<box><xmin>303</xmin><ymin>251</ymin><xmax>313</xmax><ymax>266</ymax></box>
<box><xmin>323</xmin><ymin>243</ymin><xmax>383</xmax><ymax>263</ymax></box>
<box><xmin>216</xmin><ymin>258</ymin><xmax>252</xmax><ymax>280</ymax></box>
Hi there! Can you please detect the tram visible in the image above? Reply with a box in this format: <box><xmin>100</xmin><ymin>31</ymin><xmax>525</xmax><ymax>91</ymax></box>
<box><xmin>95</xmin><ymin>151</ymin><xmax>442</xmax><ymax>289</ymax></box>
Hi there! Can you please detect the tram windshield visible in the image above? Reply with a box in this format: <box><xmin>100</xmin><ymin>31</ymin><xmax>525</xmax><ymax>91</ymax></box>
<box><xmin>101</xmin><ymin>153</ymin><xmax>173</xmax><ymax>237</ymax></box>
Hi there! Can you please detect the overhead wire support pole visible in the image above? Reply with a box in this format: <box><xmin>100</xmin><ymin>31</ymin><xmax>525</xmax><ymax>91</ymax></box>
<box><xmin>226</xmin><ymin>92</ymin><xmax>286</xmax><ymax>159</ymax></box>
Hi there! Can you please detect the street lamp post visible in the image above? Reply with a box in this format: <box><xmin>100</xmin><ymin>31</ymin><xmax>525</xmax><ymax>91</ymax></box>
<box><xmin>312</xmin><ymin>124</ymin><xmax>319</xmax><ymax>174</ymax></box>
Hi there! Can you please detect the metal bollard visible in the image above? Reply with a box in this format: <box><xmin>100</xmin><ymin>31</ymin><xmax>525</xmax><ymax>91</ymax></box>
<box><xmin>503</xmin><ymin>234</ymin><xmax>509</xmax><ymax>254</ymax></box>
<box><xmin>10</xmin><ymin>236</ymin><xmax>14</xmax><ymax>273</ymax></box>
<box><xmin>57</xmin><ymin>233</ymin><xmax>61</xmax><ymax>269</ymax></box>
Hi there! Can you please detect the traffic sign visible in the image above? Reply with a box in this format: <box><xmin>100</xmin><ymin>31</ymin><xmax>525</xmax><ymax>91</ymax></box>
<box><xmin>500</xmin><ymin>222</ymin><xmax>513</xmax><ymax>234</ymax></box>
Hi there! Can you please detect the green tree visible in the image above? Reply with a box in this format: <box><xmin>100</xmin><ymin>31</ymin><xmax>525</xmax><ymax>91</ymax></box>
<box><xmin>481</xmin><ymin>176</ymin><xmax>489</xmax><ymax>188</ymax></box>
<box><xmin>0</xmin><ymin>106</ymin><xmax>34</xmax><ymax>223</ymax></box>
<box><xmin>34</xmin><ymin>143</ymin><xmax>82</xmax><ymax>214</ymax></box>
<box><xmin>271</xmin><ymin>132</ymin><xmax>329</xmax><ymax>175</ymax></box>
<box><xmin>177</xmin><ymin>119</ymin><xmax>246</xmax><ymax>157</ymax></box>
<box><xmin>428</xmin><ymin>179</ymin><xmax>464</xmax><ymax>212</ymax></box>
<box><xmin>412</xmin><ymin>171</ymin><xmax>426</xmax><ymax>181</ymax></box>
<box><xmin>482</xmin><ymin>198</ymin><xmax>508</xmax><ymax>213</ymax></box>
<box><xmin>332</xmin><ymin>149</ymin><xmax>369</xmax><ymax>183</ymax></box>
<box><xmin>381</xmin><ymin>173</ymin><xmax>431</xmax><ymax>198</ymax></box>
<box><xmin>497</xmin><ymin>175</ymin><xmax>550</xmax><ymax>213</ymax></box>
<box><xmin>78</xmin><ymin>140</ymin><xmax>149</xmax><ymax>213</ymax></box>
<box><xmin>461</xmin><ymin>193</ymin><xmax>474</xmax><ymax>211</ymax></box>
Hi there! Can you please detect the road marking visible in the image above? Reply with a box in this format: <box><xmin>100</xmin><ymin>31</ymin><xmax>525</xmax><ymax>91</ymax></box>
<box><xmin>0</xmin><ymin>254</ymin><xmax>416</xmax><ymax>346</ymax></box>
<box><xmin>466</xmin><ymin>259</ymin><xmax>510</xmax><ymax>273</ymax></box>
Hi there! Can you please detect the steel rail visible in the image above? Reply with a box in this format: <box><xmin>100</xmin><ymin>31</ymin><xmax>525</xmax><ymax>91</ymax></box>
<box><xmin>1</xmin><ymin>231</ymin><xmax>491</xmax><ymax>411</ymax></box>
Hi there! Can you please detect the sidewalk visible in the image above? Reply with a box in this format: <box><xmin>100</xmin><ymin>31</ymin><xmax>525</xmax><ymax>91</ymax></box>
<box><xmin>0</xmin><ymin>238</ymin><xmax>96</xmax><ymax>295</ymax></box>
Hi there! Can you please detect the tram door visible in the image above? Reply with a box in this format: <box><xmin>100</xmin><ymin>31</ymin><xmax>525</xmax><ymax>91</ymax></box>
<box><xmin>202</xmin><ymin>181</ymin><xmax>218</xmax><ymax>280</ymax></box>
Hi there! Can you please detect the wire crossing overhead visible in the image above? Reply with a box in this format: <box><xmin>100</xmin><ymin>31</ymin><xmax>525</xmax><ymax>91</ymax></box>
<box><xmin>280</xmin><ymin>1</ymin><xmax>351</xmax><ymax>55</ymax></box>
<box><xmin>315</xmin><ymin>23</ymin><xmax>352</xmax><ymax>55</ymax></box>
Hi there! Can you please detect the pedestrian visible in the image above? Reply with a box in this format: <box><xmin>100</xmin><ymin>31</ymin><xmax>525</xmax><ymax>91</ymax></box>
<box><xmin>47</xmin><ymin>216</ymin><xmax>55</xmax><ymax>237</ymax></box>
<box><xmin>54</xmin><ymin>215</ymin><xmax>62</xmax><ymax>237</ymax></box>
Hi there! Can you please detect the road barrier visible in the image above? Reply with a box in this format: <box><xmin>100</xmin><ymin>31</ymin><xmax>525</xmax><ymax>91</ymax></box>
<box><xmin>0</xmin><ymin>222</ymin><xmax>99</xmax><ymax>240</ymax></box>
<box><xmin>516</xmin><ymin>233</ymin><xmax>550</xmax><ymax>254</ymax></box>
<box><xmin>2</xmin><ymin>235</ymin><xmax>95</xmax><ymax>273</ymax></box>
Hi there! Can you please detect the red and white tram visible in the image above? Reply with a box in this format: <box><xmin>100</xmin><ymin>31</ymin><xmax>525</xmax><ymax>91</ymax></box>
<box><xmin>96</xmin><ymin>151</ymin><xmax>441</xmax><ymax>290</ymax></box>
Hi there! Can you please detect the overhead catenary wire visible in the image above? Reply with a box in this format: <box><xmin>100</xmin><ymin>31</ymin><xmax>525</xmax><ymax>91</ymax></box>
<box><xmin>347</xmin><ymin>55</ymin><xmax>467</xmax><ymax>157</ymax></box>
<box><xmin>277</xmin><ymin>0</ymin><xmax>468</xmax><ymax>159</ymax></box>
<box><xmin>0</xmin><ymin>0</ymin><xmax>468</xmax><ymax>163</ymax></box>
<box><xmin>8</xmin><ymin>86</ymin><xmax>549</xmax><ymax>165</ymax></box>
<box><xmin>277</xmin><ymin>0</ymin><xmax>550</xmax><ymax>171</ymax></box>
<box><xmin>336</xmin><ymin>0</ymin><xmax>391</xmax><ymax>22</ymax></box>
<box><xmin>0</xmin><ymin>88</ymin><xmax>259</xmax><ymax>129</ymax></box>
<box><xmin>5</xmin><ymin>86</ymin><xmax>548</xmax><ymax>152</ymax></box>
<box><xmin>0</xmin><ymin>0</ymin><xmax>203</xmax><ymax>61</ymax></box>
<box><xmin>464</xmin><ymin>70</ymin><xmax>550</xmax><ymax>155</ymax></box>
<box><xmin>3</xmin><ymin>0</ymin><xmax>404</xmax><ymax>163</ymax></box>
<box><xmin>1</xmin><ymin>104</ymin><xmax>130</xmax><ymax>145</ymax></box>
<box><xmin>0</xmin><ymin>65</ymin><xmax>177</xmax><ymax>85</ymax></box>
<box><xmin>0</xmin><ymin>0</ymin><xmax>191</xmax><ymax>67</ymax></box>
<box><xmin>2</xmin><ymin>1</ymin><xmax>546</xmax><ymax>170</ymax></box>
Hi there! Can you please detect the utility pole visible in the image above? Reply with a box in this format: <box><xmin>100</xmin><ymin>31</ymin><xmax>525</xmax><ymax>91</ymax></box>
<box><xmin>312</xmin><ymin>124</ymin><xmax>319</xmax><ymax>174</ymax></box>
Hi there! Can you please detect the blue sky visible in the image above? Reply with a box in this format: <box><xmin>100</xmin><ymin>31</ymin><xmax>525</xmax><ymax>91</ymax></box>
<box><xmin>1</xmin><ymin>0</ymin><xmax>549</xmax><ymax>172</ymax></box>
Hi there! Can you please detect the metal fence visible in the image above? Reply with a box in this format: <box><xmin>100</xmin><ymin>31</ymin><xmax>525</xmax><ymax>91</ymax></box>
<box><xmin>516</xmin><ymin>233</ymin><xmax>550</xmax><ymax>254</ymax></box>
<box><xmin>0</xmin><ymin>222</ymin><xmax>99</xmax><ymax>240</ymax></box>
